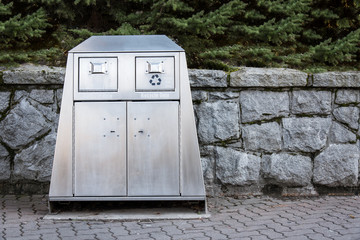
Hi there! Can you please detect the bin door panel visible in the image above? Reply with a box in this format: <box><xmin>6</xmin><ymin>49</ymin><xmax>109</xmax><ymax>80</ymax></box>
<box><xmin>128</xmin><ymin>102</ymin><xmax>180</xmax><ymax>196</ymax></box>
<box><xmin>74</xmin><ymin>102</ymin><xmax>126</xmax><ymax>196</ymax></box>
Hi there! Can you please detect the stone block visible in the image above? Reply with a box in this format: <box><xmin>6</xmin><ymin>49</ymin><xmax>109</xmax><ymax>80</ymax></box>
<box><xmin>333</xmin><ymin>107</ymin><xmax>359</xmax><ymax>130</ymax></box>
<box><xmin>329</xmin><ymin>122</ymin><xmax>356</xmax><ymax>144</ymax></box>
<box><xmin>56</xmin><ymin>89</ymin><xmax>63</xmax><ymax>109</ymax></box>
<box><xmin>335</xmin><ymin>89</ymin><xmax>359</xmax><ymax>104</ymax></box>
<box><xmin>3</xmin><ymin>64</ymin><xmax>65</xmax><ymax>84</ymax></box>
<box><xmin>29</xmin><ymin>90</ymin><xmax>54</xmax><ymax>104</ymax></box>
<box><xmin>283</xmin><ymin>117</ymin><xmax>331</xmax><ymax>152</ymax></box>
<box><xmin>240</xmin><ymin>91</ymin><xmax>289</xmax><ymax>123</ymax></box>
<box><xmin>194</xmin><ymin>101</ymin><xmax>240</xmax><ymax>143</ymax></box>
<box><xmin>188</xmin><ymin>69</ymin><xmax>227</xmax><ymax>87</ymax></box>
<box><xmin>215</xmin><ymin>147</ymin><xmax>261</xmax><ymax>185</ymax></box>
<box><xmin>291</xmin><ymin>90</ymin><xmax>331</xmax><ymax>115</ymax></box>
<box><xmin>191</xmin><ymin>90</ymin><xmax>208</xmax><ymax>102</ymax></box>
<box><xmin>314</xmin><ymin>144</ymin><xmax>359</xmax><ymax>187</ymax></box>
<box><xmin>209</xmin><ymin>92</ymin><xmax>239</xmax><ymax>100</ymax></box>
<box><xmin>230</xmin><ymin>67</ymin><xmax>308</xmax><ymax>87</ymax></box>
<box><xmin>242</xmin><ymin>122</ymin><xmax>282</xmax><ymax>152</ymax></box>
<box><xmin>14</xmin><ymin>90</ymin><xmax>29</xmax><ymax>102</ymax></box>
<box><xmin>313</xmin><ymin>71</ymin><xmax>360</xmax><ymax>87</ymax></box>
<box><xmin>0</xmin><ymin>92</ymin><xmax>11</xmax><ymax>113</ymax></box>
<box><xmin>262</xmin><ymin>153</ymin><xmax>312</xmax><ymax>187</ymax></box>
<box><xmin>0</xmin><ymin>144</ymin><xmax>10</xmax><ymax>180</ymax></box>
<box><xmin>200</xmin><ymin>145</ymin><xmax>216</xmax><ymax>184</ymax></box>
<box><xmin>13</xmin><ymin>132</ymin><xmax>56</xmax><ymax>181</ymax></box>
<box><xmin>0</xmin><ymin>99</ymin><xmax>51</xmax><ymax>149</ymax></box>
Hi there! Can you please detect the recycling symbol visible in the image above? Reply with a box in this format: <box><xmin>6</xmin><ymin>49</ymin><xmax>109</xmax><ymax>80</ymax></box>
<box><xmin>149</xmin><ymin>74</ymin><xmax>162</xmax><ymax>86</ymax></box>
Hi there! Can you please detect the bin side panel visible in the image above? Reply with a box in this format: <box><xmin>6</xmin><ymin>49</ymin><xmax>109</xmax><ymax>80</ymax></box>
<box><xmin>179</xmin><ymin>52</ymin><xmax>206</xmax><ymax>196</ymax></box>
<box><xmin>49</xmin><ymin>54</ymin><xmax>74</xmax><ymax>197</ymax></box>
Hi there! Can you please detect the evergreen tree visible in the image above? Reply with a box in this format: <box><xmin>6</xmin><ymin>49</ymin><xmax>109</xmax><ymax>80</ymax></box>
<box><xmin>0</xmin><ymin>0</ymin><xmax>359</xmax><ymax>71</ymax></box>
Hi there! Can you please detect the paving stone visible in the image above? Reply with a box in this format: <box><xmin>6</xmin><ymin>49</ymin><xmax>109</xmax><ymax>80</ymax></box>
<box><xmin>1</xmin><ymin>195</ymin><xmax>360</xmax><ymax>240</ymax></box>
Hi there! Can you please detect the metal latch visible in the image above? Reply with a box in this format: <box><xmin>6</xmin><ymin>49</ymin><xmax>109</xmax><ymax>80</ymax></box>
<box><xmin>147</xmin><ymin>61</ymin><xmax>164</xmax><ymax>73</ymax></box>
<box><xmin>89</xmin><ymin>62</ymin><xmax>108</xmax><ymax>74</ymax></box>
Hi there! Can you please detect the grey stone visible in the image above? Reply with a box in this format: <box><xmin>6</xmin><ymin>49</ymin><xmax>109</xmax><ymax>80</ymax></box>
<box><xmin>283</xmin><ymin>117</ymin><xmax>332</xmax><ymax>152</ymax></box>
<box><xmin>191</xmin><ymin>91</ymin><xmax>208</xmax><ymax>102</ymax></box>
<box><xmin>262</xmin><ymin>153</ymin><xmax>312</xmax><ymax>187</ymax></box>
<box><xmin>335</xmin><ymin>89</ymin><xmax>359</xmax><ymax>104</ymax></box>
<box><xmin>200</xmin><ymin>145</ymin><xmax>216</xmax><ymax>184</ymax></box>
<box><xmin>29</xmin><ymin>90</ymin><xmax>54</xmax><ymax>104</ymax></box>
<box><xmin>230</xmin><ymin>67</ymin><xmax>308</xmax><ymax>87</ymax></box>
<box><xmin>0</xmin><ymin>99</ymin><xmax>51</xmax><ymax>149</ymax></box>
<box><xmin>56</xmin><ymin>89</ymin><xmax>63</xmax><ymax>109</ymax></box>
<box><xmin>0</xmin><ymin>91</ymin><xmax>11</xmax><ymax>112</ymax></box>
<box><xmin>313</xmin><ymin>71</ymin><xmax>360</xmax><ymax>87</ymax></box>
<box><xmin>215</xmin><ymin>147</ymin><xmax>261</xmax><ymax>185</ymax></box>
<box><xmin>291</xmin><ymin>90</ymin><xmax>331</xmax><ymax>115</ymax></box>
<box><xmin>281</xmin><ymin>185</ymin><xmax>319</xmax><ymax>197</ymax></box>
<box><xmin>194</xmin><ymin>101</ymin><xmax>240</xmax><ymax>143</ymax></box>
<box><xmin>14</xmin><ymin>90</ymin><xmax>29</xmax><ymax>102</ymax></box>
<box><xmin>330</xmin><ymin>122</ymin><xmax>356</xmax><ymax>144</ymax></box>
<box><xmin>314</xmin><ymin>144</ymin><xmax>359</xmax><ymax>187</ymax></box>
<box><xmin>188</xmin><ymin>69</ymin><xmax>227</xmax><ymax>87</ymax></box>
<box><xmin>333</xmin><ymin>107</ymin><xmax>359</xmax><ymax>130</ymax></box>
<box><xmin>13</xmin><ymin>132</ymin><xmax>56</xmax><ymax>181</ymax></box>
<box><xmin>0</xmin><ymin>144</ymin><xmax>10</xmax><ymax>180</ymax></box>
<box><xmin>240</xmin><ymin>91</ymin><xmax>289</xmax><ymax>123</ymax></box>
<box><xmin>3</xmin><ymin>64</ymin><xmax>65</xmax><ymax>84</ymax></box>
<box><xmin>242</xmin><ymin>122</ymin><xmax>282</xmax><ymax>152</ymax></box>
<box><xmin>33</xmin><ymin>102</ymin><xmax>57</xmax><ymax>122</ymax></box>
<box><xmin>209</xmin><ymin>92</ymin><xmax>239</xmax><ymax>100</ymax></box>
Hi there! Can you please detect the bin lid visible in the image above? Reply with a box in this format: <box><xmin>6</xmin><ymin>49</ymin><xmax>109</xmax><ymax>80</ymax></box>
<box><xmin>70</xmin><ymin>35</ymin><xmax>184</xmax><ymax>53</ymax></box>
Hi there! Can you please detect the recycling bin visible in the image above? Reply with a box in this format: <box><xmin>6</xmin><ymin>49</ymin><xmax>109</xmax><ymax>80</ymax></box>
<box><xmin>49</xmin><ymin>35</ymin><xmax>205</xmax><ymax>208</ymax></box>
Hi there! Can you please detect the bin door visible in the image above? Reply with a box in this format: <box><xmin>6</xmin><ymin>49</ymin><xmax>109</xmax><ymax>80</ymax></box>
<box><xmin>128</xmin><ymin>102</ymin><xmax>180</xmax><ymax>196</ymax></box>
<box><xmin>74</xmin><ymin>102</ymin><xmax>126</xmax><ymax>196</ymax></box>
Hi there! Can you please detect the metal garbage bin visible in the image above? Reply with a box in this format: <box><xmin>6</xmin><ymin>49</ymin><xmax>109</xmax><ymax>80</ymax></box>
<box><xmin>49</xmin><ymin>35</ymin><xmax>206</xmax><ymax>209</ymax></box>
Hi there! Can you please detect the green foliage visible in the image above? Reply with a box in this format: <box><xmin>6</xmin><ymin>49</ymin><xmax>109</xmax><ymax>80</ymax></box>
<box><xmin>0</xmin><ymin>0</ymin><xmax>359</xmax><ymax>71</ymax></box>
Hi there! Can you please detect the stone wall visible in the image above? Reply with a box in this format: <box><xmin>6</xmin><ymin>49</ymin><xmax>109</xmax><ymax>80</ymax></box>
<box><xmin>0</xmin><ymin>64</ymin><xmax>359</xmax><ymax>196</ymax></box>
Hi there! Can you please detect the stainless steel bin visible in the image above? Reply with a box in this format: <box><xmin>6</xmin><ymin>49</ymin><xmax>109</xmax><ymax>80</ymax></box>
<box><xmin>49</xmin><ymin>35</ymin><xmax>205</xmax><ymax>208</ymax></box>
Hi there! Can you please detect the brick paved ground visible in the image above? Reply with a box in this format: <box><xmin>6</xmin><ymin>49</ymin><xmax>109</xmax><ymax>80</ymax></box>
<box><xmin>1</xmin><ymin>195</ymin><xmax>359</xmax><ymax>240</ymax></box>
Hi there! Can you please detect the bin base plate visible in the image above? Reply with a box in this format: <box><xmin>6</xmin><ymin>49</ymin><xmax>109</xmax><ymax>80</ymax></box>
<box><xmin>44</xmin><ymin>207</ymin><xmax>210</xmax><ymax>220</ymax></box>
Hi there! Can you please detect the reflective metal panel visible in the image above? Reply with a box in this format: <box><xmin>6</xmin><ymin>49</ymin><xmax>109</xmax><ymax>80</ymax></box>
<box><xmin>127</xmin><ymin>102</ymin><xmax>179</xmax><ymax>196</ymax></box>
<box><xmin>79</xmin><ymin>57</ymin><xmax>118</xmax><ymax>92</ymax></box>
<box><xmin>74</xmin><ymin>102</ymin><xmax>127</xmax><ymax>196</ymax></box>
<box><xmin>136</xmin><ymin>57</ymin><xmax>175</xmax><ymax>91</ymax></box>
<box><xmin>70</xmin><ymin>35</ymin><xmax>184</xmax><ymax>53</ymax></box>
